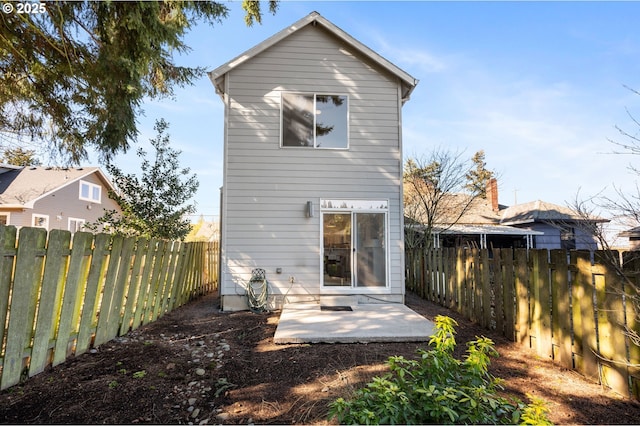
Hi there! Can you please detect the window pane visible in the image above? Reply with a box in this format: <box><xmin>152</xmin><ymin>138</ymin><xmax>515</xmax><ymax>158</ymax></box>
<box><xmin>323</xmin><ymin>213</ymin><xmax>352</xmax><ymax>286</ymax></box>
<box><xmin>33</xmin><ymin>216</ymin><xmax>47</xmax><ymax>228</ymax></box>
<box><xmin>315</xmin><ymin>95</ymin><xmax>348</xmax><ymax>149</ymax></box>
<box><xmin>92</xmin><ymin>186</ymin><xmax>100</xmax><ymax>202</ymax></box>
<box><xmin>0</xmin><ymin>215</ymin><xmax>7</xmax><ymax>225</ymax></box>
<box><xmin>355</xmin><ymin>213</ymin><xmax>386</xmax><ymax>287</ymax></box>
<box><xmin>80</xmin><ymin>183</ymin><xmax>90</xmax><ymax>199</ymax></box>
<box><xmin>282</xmin><ymin>93</ymin><xmax>314</xmax><ymax>147</ymax></box>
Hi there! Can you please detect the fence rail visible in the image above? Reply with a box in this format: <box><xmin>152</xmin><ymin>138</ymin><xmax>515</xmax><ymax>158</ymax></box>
<box><xmin>406</xmin><ymin>247</ymin><xmax>640</xmax><ymax>400</ymax></box>
<box><xmin>0</xmin><ymin>225</ymin><xmax>219</xmax><ymax>390</ymax></box>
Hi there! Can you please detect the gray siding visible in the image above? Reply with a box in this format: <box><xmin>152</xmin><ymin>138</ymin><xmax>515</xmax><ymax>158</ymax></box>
<box><xmin>2</xmin><ymin>172</ymin><xmax>121</xmax><ymax>231</ymax></box>
<box><xmin>221</xmin><ymin>25</ymin><xmax>405</xmax><ymax>305</ymax></box>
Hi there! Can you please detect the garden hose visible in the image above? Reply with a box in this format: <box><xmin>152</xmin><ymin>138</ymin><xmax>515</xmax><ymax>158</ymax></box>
<box><xmin>247</xmin><ymin>268</ymin><xmax>269</xmax><ymax>313</ymax></box>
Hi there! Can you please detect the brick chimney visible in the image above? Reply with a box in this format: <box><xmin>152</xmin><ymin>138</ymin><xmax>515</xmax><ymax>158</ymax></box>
<box><xmin>486</xmin><ymin>178</ymin><xmax>499</xmax><ymax>212</ymax></box>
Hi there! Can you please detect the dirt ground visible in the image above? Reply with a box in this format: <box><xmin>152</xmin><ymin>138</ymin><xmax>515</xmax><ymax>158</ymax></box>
<box><xmin>1</xmin><ymin>291</ymin><xmax>639</xmax><ymax>425</ymax></box>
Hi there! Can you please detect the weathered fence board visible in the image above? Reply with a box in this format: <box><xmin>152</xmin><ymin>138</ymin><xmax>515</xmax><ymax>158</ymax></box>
<box><xmin>2</xmin><ymin>227</ymin><xmax>47</xmax><ymax>389</ymax></box>
<box><xmin>76</xmin><ymin>233</ymin><xmax>110</xmax><ymax>355</ymax></box>
<box><xmin>0</xmin><ymin>226</ymin><xmax>16</xmax><ymax>367</ymax></box>
<box><xmin>0</xmin><ymin>226</ymin><xmax>218</xmax><ymax>391</ymax></box>
<box><xmin>407</xmin><ymin>246</ymin><xmax>640</xmax><ymax>401</ymax></box>
<box><xmin>30</xmin><ymin>229</ymin><xmax>69</xmax><ymax>376</ymax></box>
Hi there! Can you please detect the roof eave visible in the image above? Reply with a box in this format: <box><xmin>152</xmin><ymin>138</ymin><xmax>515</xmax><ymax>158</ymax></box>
<box><xmin>208</xmin><ymin>11</ymin><xmax>418</xmax><ymax>98</ymax></box>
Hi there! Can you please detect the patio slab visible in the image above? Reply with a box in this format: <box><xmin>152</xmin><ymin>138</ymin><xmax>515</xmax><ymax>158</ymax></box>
<box><xmin>273</xmin><ymin>303</ymin><xmax>436</xmax><ymax>344</ymax></box>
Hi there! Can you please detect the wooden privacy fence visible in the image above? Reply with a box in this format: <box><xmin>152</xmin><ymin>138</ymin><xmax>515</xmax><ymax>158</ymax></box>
<box><xmin>0</xmin><ymin>225</ymin><xmax>219</xmax><ymax>390</ymax></box>
<box><xmin>406</xmin><ymin>247</ymin><xmax>640</xmax><ymax>400</ymax></box>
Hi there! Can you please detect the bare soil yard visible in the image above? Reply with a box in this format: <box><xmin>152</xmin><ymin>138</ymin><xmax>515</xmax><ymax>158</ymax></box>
<box><xmin>0</xmin><ymin>291</ymin><xmax>639</xmax><ymax>424</ymax></box>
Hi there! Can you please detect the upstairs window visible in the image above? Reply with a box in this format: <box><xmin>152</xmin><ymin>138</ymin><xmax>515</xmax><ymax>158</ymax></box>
<box><xmin>79</xmin><ymin>180</ymin><xmax>101</xmax><ymax>203</ymax></box>
<box><xmin>281</xmin><ymin>93</ymin><xmax>348</xmax><ymax>149</ymax></box>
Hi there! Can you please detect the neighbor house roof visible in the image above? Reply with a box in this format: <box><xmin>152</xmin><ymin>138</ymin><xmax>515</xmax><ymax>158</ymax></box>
<box><xmin>208</xmin><ymin>11</ymin><xmax>419</xmax><ymax>102</ymax></box>
<box><xmin>0</xmin><ymin>165</ymin><xmax>115</xmax><ymax>209</ymax></box>
<box><xmin>434</xmin><ymin>224</ymin><xmax>543</xmax><ymax>236</ymax></box>
<box><xmin>500</xmin><ymin>200</ymin><xmax>609</xmax><ymax>226</ymax></box>
<box><xmin>619</xmin><ymin>226</ymin><xmax>640</xmax><ymax>238</ymax></box>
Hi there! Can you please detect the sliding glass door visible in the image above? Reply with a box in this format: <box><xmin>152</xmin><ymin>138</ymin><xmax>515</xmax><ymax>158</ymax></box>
<box><xmin>354</xmin><ymin>212</ymin><xmax>386</xmax><ymax>287</ymax></box>
<box><xmin>321</xmin><ymin>200</ymin><xmax>387</xmax><ymax>288</ymax></box>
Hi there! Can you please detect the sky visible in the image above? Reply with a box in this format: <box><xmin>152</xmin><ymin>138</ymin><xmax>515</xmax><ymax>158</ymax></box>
<box><xmin>90</xmin><ymin>1</ymin><xmax>640</xmax><ymax>234</ymax></box>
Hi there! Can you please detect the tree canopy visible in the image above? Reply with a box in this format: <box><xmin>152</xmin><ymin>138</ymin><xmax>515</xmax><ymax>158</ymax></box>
<box><xmin>465</xmin><ymin>150</ymin><xmax>495</xmax><ymax>197</ymax></box>
<box><xmin>0</xmin><ymin>0</ymin><xmax>277</xmax><ymax>164</ymax></box>
<box><xmin>1</xmin><ymin>147</ymin><xmax>40</xmax><ymax>166</ymax></box>
<box><xmin>88</xmin><ymin>118</ymin><xmax>198</xmax><ymax>240</ymax></box>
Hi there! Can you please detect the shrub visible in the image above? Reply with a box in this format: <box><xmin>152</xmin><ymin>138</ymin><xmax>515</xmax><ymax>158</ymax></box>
<box><xmin>328</xmin><ymin>315</ymin><xmax>552</xmax><ymax>425</ymax></box>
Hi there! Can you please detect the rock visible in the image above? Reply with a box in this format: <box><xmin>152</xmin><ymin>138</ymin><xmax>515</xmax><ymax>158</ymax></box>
<box><xmin>199</xmin><ymin>419</ymin><xmax>210</xmax><ymax>425</ymax></box>
<box><xmin>195</xmin><ymin>368</ymin><xmax>206</xmax><ymax>376</ymax></box>
<box><xmin>188</xmin><ymin>398</ymin><xmax>197</xmax><ymax>406</ymax></box>
<box><xmin>321</xmin><ymin>386</ymin><xmax>330</xmax><ymax>392</ymax></box>
<box><xmin>216</xmin><ymin>413</ymin><xmax>230</xmax><ymax>421</ymax></box>
<box><xmin>191</xmin><ymin>408</ymin><xmax>200</xmax><ymax>418</ymax></box>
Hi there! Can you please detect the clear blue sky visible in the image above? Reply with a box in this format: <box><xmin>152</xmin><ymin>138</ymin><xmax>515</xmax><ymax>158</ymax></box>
<box><xmin>92</xmin><ymin>1</ymin><xmax>640</xmax><ymax>225</ymax></box>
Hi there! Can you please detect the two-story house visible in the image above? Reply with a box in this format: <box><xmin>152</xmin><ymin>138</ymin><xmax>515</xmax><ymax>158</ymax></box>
<box><xmin>209</xmin><ymin>12</ymin><xmax>418</xmax><ymax>311</ymax></box>
<box><xmin>0</xmin><ymin>164</ymin><xmax>121</xmax><ymax>232</ymax></box>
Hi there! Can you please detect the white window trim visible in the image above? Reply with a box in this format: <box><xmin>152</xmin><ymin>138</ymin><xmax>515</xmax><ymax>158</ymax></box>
<box><xmin>280</xmin><ymin>92</ymin><xmax>350</xmax><ymax>150</ymax></box>
<box><xmin>0</xmin><ymin>212</ymin><xmax>10</xmax><ymax>226</ymax></box>
<box><xmin>68</xmin><ymin>217</ymin><xmax>86</xmax><ymax>233</ymax></box>
<box><xmin>32</xmin><ymin>213</ymin><xmax>49</xmax><ymax>229</ymax></box>
<box><xmin>79</xmin><ymin>180</ymin><xmax>102</xmax><ymax>203</ymax></box>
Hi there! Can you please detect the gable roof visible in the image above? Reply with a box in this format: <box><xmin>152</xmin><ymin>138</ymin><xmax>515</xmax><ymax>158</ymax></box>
<box><xmin>500</xmin><ymin>199</ymin><xmax>608</xmax><ymax>225</ymax></box>
<box><xmin>0</xmin><ymin>166</ymin><xmax>116</xmax><ymax>209</ymax></box>
<box><xmin>209</xmin><ymin>11</ymin><xmax>418</xmax><ymax>102</ymax></box>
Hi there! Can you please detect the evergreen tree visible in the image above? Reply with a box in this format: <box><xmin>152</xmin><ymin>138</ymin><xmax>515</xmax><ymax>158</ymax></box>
<box><xmin>465</xmin><ymin>150</ymin><xmax>495</xmax><ymax>197</ymax></box>
<box><xmin>0</xmin><ymin>0</ymin><xmax>277</xmax><ymax>164</ymax></box>
<box><xmin>1</xmin><ymin>147</ymin><xmax>40</xmax><ymax>166</ymax></box>
<box><xmin>89</xmin><ymin>119</ymin><xmax>198</xmax><ymax>240</ymax></box>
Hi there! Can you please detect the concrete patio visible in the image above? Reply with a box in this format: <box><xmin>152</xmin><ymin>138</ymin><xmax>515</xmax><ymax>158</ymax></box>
<box><xmin>273</xmin><ymin>302</ymin><xmax>436</xmax><ymax>344</ymax></box>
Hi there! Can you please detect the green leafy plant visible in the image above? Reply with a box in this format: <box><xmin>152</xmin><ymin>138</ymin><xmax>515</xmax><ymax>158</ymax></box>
<box><xmin>108</xmin><ymin>380</ymin><xmax>119</xmax><ymax>389</ymax></box>
<box><xmin>214</xmin><ymin>378</ymin><xmax>236</xmax><ymax>397</ymax></box>
<box><xmin>328</xmin><ymin>315</ymin><xmax>552</xmax><ymax>425</ymax></box>
<box><xmin>132</xmin><ymin>370</ymin><xmax>147</xmax><ymax>379</ymax></box>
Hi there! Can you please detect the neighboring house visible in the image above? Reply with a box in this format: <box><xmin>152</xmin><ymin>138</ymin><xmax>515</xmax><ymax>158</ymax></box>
<box><xmin>500</xmin><ymin>199</ymin><xmax>608</xmax><ymax>250</ymax></box>
<box><xmin>404</xmin><ymin>179</ymin><xmax>609</xmax><ymax>251</ymax></box>
<box><xmin>405</xmin><ymin>179</ymin><xmax>541</xmax><ymax>250</ymax></box>
<box><xmin>209</xmin><ymin>12</ymin><xmax>418</xmax><ymax>311</ymax></box>
<box><xmin>619</xmin><ymin>226</ymin><xmax>640</xmax><ymax>250</ymax></box>
<box><xmin>0</xmin><ymin>164</ymin><xmax>121</xmax><ymax>233</ymax></box>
